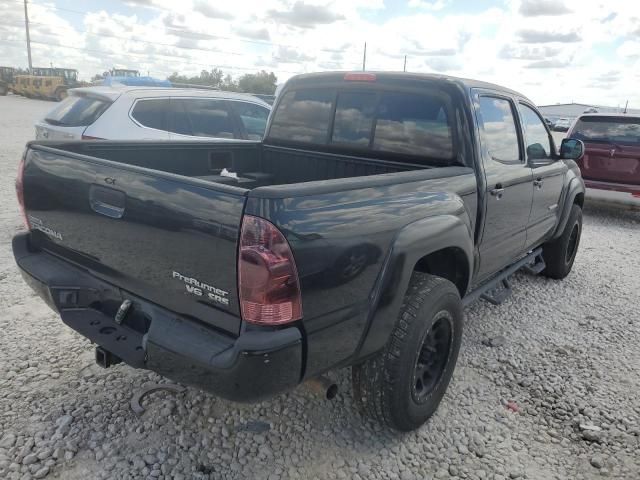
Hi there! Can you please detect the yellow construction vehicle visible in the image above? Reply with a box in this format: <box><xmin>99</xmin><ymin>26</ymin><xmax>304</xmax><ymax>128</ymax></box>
<box><xmin>111</xmin><ymin>68</ymin><xmax>139</xmax><ymax>78</ymax></box>
<box><xmin>12</xmin><ymin>75</ymin><xmax>33</xmax><ymax>97</ymax></box>
<box><xmin>31</xmin><ymin>67</ymin><xmax>82</xmax><ymax>101</ymax></box>
<box><xmin>0</xmin><ymin>66</ymin><xmax>15</xmax><ymax>96</ymax></box>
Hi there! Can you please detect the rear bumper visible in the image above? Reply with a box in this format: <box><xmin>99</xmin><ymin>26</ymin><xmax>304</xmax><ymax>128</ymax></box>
<box><xmin>585</xmin><ymin>179</ymin><xmax>640</xmax><ymax>196</ymax></box>
<box><xmin>12</xmin><ymin>232</ymin><xmax>303</xmax><ymax>402</ymax></box>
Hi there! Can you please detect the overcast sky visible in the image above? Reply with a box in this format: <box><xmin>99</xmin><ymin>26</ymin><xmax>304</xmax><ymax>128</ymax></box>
<box><xmin>1</xmin><ymin>0</ymin><xmax>639</xmax><ymax>107</ymax></box>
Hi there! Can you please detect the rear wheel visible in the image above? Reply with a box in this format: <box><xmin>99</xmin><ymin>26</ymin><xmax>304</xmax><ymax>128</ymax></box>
<box><xmin>541</xmin><ymin>204</ymin><xmax>582</xmax><ymax>279</ymax></box>
<box><xmin>352</xmin><ymin>273</ymin><xmax>463</xmax><ymax>431</ymax></box>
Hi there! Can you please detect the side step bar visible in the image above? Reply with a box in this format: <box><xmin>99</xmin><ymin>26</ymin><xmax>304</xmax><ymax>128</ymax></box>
<box><xmin>462</xmin><ymin>248</ymin><xmax>544</xmax><ymax>307</ymax></box>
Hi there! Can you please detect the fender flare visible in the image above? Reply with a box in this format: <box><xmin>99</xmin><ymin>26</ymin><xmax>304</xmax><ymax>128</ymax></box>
<box><xmin>552</xmin><ymin>177</ymin><xmax>585</xmax><ymax>239</ymax></box>
<box><xmin>354</xmin><ymin>214</ymin><xmax>474</xmax><ymax>360</ymax></box>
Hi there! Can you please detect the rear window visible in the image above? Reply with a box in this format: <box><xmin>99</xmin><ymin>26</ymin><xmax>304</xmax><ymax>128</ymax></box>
<box><xmin>331</xmin><ymin>91</ymin><xmax>376</xmax><ymax>146</ymax></box>
<box><xmin>268</xmin><ymin>87</ymin><xmax>454</xmax><ymax>162</ymax></box>
<box><xmin>571</xmin><ymin>116</ymin><xmax>640</xmax><ymax>145</ymax></box>
<box><xmin>269</xmin><ymin>89</ymin><xmax>334</xmax><ymax>143</ymax></box>
<box><xmin>373</xmin><ymin>93</ymin><xmax>452</xmax><ymax>158</ymax></box>
<box><xmin>45</xmin><ymin>95</ymin><xmax>112</xmax><ymax>127</ymax></box>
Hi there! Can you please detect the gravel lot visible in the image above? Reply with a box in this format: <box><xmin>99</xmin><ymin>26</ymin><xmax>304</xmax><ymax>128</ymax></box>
<box><xmin>1</xmin><ymin>94</ymin><xmax>639</xmax><ymax>480</ymax></box>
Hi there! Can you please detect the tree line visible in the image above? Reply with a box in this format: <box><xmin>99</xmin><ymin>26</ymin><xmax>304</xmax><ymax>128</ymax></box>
<box><xmin>168</xmin><ymin>69</ymin><xmax>277</xmax><ymax>95</ymax></box>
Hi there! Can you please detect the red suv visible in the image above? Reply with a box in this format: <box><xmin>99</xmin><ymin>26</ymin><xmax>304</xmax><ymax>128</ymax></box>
<box><xmin>568</xmin><ymin>114</ymin><xmax>640</xmax><ymax>198</ymax></box>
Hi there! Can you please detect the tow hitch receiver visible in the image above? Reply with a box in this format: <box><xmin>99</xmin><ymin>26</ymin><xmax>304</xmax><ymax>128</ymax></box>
<box><xmin>96</xmin><ymin>346</ymin><xmax>122</xmax><ymax>368</ymax></box>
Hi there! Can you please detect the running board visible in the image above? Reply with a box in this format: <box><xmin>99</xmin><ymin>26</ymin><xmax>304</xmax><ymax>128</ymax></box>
<box><xmin>462</xmin><ymin>248</ymin><xmax>543</xmax><ymax>307</ymax></box>
<box><xmin>480</xmin><ymin>278</ymin><xmax>512</xmax><ymax>305</ymax></box>
<box><xmin>521</xmin><ymin>251</ymin><xmax>546</xmax><ymax>275</ymax></box>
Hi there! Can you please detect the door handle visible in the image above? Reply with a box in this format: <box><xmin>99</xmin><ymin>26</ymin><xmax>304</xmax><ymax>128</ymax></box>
<box><xmin>533</xmin><ymin>178</ymin><xmax>544</xmax><ymax>188</ymax></box>
<box><xmin>490</xmin><ymin>186</ymin><xmax>504</xmax><ymax>199</ymax></box>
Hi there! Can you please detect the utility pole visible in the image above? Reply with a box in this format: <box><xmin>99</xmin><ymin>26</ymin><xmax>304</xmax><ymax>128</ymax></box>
<box><xmin>24</xmin><ymin>0</ymin><xmax>32</xmax><ymax>71</ymax></box>
<box><xmin>362</xmin><ymin>42</ymin><xmax>367</xmax><ymax>71</ymax></box>
<box><xmin>403</xmin><ymin>55</ymin><xmax>407</xmax><ymax>72</ymax></box>
<box><xmin>624</xmin><ymin>100</ymin><xmax>629</xmax><ymax>114</ymax></box>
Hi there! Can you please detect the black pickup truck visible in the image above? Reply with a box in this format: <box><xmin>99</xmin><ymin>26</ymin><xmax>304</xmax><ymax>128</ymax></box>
<box><xmin>13</xmin><ymin>72</ymin><xmax>586</xmax><ymax>431</ymax></box>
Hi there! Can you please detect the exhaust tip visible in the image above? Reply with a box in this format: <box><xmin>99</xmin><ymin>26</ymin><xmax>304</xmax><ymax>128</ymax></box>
<box><xmin>325</xmin><ymin>383</ymin><xmax>338</xmax><ymax>400</ymax></box>
<box><xmin>305</xmin><ymin>375</ymin><xmax>338</xmax><ymax>400</ymax></box>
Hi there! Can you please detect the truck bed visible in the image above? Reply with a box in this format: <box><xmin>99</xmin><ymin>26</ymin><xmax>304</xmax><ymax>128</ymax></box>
<box><xmin>45</xmin><ymin>140</ymin><xmax>422</xmax><ymax>189</ymax></box>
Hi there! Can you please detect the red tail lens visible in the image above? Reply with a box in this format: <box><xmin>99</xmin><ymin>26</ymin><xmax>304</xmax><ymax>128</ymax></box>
<box><xmin>344</xmin><ymin>72</ymin><xmax>377</xmax><ymax>82</ymax></box>
<box><xmin>238</xmin><ymin>215</ymin><xmax>302</xmax><ymax>325</ymax></box>
<box><xmin>81</xmin><ymin>135</ymin><xmax>105</xmax><ymax>140</ymax></box>
<box><xmin>16</xmin><ymin>153</ymin><xmax>30</xmax><ymax>229</ymax></box>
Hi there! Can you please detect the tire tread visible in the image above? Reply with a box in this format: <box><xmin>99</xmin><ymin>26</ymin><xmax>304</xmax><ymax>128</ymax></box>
<box><xmin>352</xmin><ymin>273</ymin><xmax>461</xmax><ymax>430</ymax></box>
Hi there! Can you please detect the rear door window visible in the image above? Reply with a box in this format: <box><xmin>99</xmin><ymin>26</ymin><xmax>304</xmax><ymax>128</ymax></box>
<box><xmin>131</xmin><ymin>99</ymin><xmax>169</xmax><ymax>131</ymax></box>
<box><xmin>167</xmin><ymin>99</ymin><xmax>192</xmax><ymax>136</ymax></box>
<box><xmin>182</xmin><ymin>99</ymin><xmax>236</xmax><ymax>138</ymax></box>
<box><xmin>269</xmin><ymin>88</ymin><xmax>335</xmax><ymax>143</ymax></box>
<box><xmin>45</xmin><ymin>95</ymin><xmax>112</xmax><ymax>127</ymax></box>
<box><xmin>233</xmin><ymin>102</ymin><xmax>270</xmax><ymax>140</ymax></box>
<box><xmin>477</xmin><ymin>96</ymin><xmax>521</xmax><ymax>163</ymax></box>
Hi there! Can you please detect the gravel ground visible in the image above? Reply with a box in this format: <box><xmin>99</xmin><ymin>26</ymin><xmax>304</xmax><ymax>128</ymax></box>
<box><xmin>0</xmin><ymin>94</ymin><xmax>639</xmax><ymax>480</ymax></box>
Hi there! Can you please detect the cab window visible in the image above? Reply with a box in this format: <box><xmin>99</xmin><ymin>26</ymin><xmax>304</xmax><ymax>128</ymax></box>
<box><xmin>519</xmin><ymin>103</ymin><xmax>552</xmax><ymax>162</ymax></box>
<box><xmin>477</xmin><ymin>96</ymin><xmax>521</xmax><ymax>164</ymax></box>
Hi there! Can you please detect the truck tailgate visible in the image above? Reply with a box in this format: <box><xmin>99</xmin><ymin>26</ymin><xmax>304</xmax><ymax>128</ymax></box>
<box><xmin>22</xmin><ymin>145</ymin><xmax>246</xmax><ymax>335</ymax></box>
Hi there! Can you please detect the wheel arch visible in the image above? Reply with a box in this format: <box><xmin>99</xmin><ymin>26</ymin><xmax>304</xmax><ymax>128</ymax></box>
<box><xmin>552</xmin><ymin>177</ymin><xmax>585</xmax><ymax>239</ymax></box>
<box><xmin>413</xmin><ymin>246</ymin><xmax>470</xmax><ymax>298</ymax></box>
<box><xmin>354</xmin><ymin>214</ymin><xmax>474</xmax><ymax>362</ymax></box>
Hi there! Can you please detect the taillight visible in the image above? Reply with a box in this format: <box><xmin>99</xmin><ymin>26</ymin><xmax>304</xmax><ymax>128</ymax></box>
<box><xmin>16</xmin><ymin>153</ymin><xmax>30</xmax><ymax>230</ymax></box>
<box><xmin>238</xmin><ymin>215</ymin><xmax>302</xmax><ymax>325</ymax></box>
<box><xmin>81</xmin><ymin>135</ymin><xmax>105</xmax><ymax>140</ymax></box>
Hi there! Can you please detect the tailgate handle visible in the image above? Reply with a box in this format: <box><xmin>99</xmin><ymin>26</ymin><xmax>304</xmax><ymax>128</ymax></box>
<box><xmin>90</xmin><ymin>185</ymin><xmax>126</xmax><ymax>219</ymax></box>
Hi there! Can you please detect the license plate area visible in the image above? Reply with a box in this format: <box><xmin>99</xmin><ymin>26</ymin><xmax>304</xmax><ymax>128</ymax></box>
<box><xmin>61</xmin><ymin>309</ymin><xmax>146</xmax><ymax>368</ymax></box>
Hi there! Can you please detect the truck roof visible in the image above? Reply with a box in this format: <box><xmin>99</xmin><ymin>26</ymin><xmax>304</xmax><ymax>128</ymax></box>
<box><xmin>283</xmin><ymin>71</ymin><xmax>532</xmax><ymax>103</ymax></box>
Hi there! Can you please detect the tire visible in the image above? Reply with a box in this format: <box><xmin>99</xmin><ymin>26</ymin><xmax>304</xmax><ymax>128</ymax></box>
<box><xmin>352</xmin><ymin>273</ymin><xmax>464</xmax><ymax>431</ymax></box>
<box><xmin>541</xmin><ymin>204</ymin><xmax>582</xmax><ymax>279</ymax></box>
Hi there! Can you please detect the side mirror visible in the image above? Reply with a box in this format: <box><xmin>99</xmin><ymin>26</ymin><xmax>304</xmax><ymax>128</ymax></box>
<box><xmin>560</xmin><ymin>138</ymin><xmax>584</xmax><ymax>161</ymax></box>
